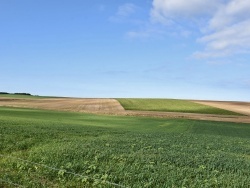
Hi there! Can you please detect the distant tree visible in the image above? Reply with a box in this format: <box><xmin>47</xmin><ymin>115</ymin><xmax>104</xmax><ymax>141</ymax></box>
<box><xmin>14</xmin><ymin>93</ymin><xmax>32</xmax><ymax>96</ymax></box>
<box><xmin>0</xmin><ymin>92</ymin><xmax>9</xmax><ymax>94</ymax></box>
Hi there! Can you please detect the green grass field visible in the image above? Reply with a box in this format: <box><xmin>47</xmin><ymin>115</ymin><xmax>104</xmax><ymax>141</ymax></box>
<box><xmin>117</xmin><ymin>98</ymin><xmax>241</xmax><ymax>115</ymax></box>
<box><xmin>0</xmin><ymin>107</ymin><xmax>249</xmax><ymax>187</ymax></box>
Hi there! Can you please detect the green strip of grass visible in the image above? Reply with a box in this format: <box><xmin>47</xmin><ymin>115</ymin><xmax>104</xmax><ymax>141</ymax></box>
<box><xmin>0</xmin><ymin>106</ymin><xmax>250</xmax><ymax>187</ymax></box>
<box><xmin>117</xmin><ymin>98</ymin><xmax>242</xmax><ymax>115</ymax></box>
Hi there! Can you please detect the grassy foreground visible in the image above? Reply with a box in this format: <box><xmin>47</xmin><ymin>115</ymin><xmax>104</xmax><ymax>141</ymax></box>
<box><xmin>0</xmin><ymin>107</ymin><xmax>250</xmax><ymax>187</ymax></box>
<box><xmin>117</xmin><ymin>98</ymin><xmax>241</xmax><ymax>115</ymax></box>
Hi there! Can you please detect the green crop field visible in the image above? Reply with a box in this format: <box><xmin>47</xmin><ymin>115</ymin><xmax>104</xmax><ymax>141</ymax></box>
<box><xmin>117</xmin><ymin>98</ymin><xmax>241</xmax><ymax>115</ymax></box>
<box><xmin>0</xmin><ymin>107</ymin><xmax>250</xmax><ymax>187</ymax></box>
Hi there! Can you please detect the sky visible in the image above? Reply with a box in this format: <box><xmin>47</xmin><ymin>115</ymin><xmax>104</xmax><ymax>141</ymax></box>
<box><xmin>1</xmin><ymin>0</ymin><xmax>250</xmax><ymax>101</ymax></box>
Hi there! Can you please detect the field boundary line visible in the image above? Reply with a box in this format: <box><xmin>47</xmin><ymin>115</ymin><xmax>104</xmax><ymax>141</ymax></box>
<box><xmin>0</xmin><ymin>178</ymin><xmax>25</xmax><ymax>188</ymax></box>
<box><xmin>0</xmin><ymin>154</ymin><xmax>127</xmax><ymax>188</ymax></box>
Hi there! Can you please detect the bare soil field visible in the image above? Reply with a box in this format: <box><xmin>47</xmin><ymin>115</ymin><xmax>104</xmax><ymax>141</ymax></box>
<box><xmin>0</xmin><ymin>97</ymin><xmax>125</xmax><ymax>113</ymax></box>
<box><xmin>124</xmin><ymin>110</ymin><xmax>250</xmax><ymax>123</ymax></box>
<box><xmin>193</xmin><ymin>100</ymin><xmax>250</xmax><ymax>116</ymax></box>
<box><xmin>0</xmin><ymin>97</ymin><xmax>249</xmax><ymax>123</ymax></box>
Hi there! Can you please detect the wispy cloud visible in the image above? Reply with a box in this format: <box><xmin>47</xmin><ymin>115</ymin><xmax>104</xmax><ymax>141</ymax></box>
<box><xmin>110</xmin><ymin>3</ymin><xmax>138</xmax><ymax>22</ymax></box>
<box><xmin>194</xmin><ymin>20</ymin><xmax>250</xmax><ymax>58</ymax></box>
<box><xmin>126</xmin><ymin>24</ymin><xmax>166</xmax><ymax>39</ymax></box>
<box><xmin>120</xmin><ymin>1</ymin><xmax>200</xmax><ymax>40</ymax></box>
<box><xmin>117</xmin><ymin>3</ymin><xmax>137</xmax><ymax>17</ymax></box>
<box><xmin>110</xmin><ymin>3</ymin><xmax>163</xmax><ymax>39</ymax></box>
<box><xmin>151</xmin><ymin>0</ymin><xmax>220</xmax><ymax>24</ymax></box>
<box><xmin>151</xmin><ymin>0</ymin><xmax>250</xmax><ymax>58</ymax></box>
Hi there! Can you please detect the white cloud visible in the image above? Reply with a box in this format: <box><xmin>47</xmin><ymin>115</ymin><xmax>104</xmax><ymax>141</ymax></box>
<box><xmin>195</xmin><ymin>20</ymin><xmax>250</xmax><ymax>58</ymax></box>
<box><xmin>151</xmin><ymin>0</ymin><xmax>250</xmax><ymax>58</ymax></box>
<box><xmin>209</xmin><ymin>0</ymin><xmax>250</xmax><ymax>30</ymax></box>
<box><xmin>151</xmin><ymin>0</ymin><xmax>220</xmax><ymax>24</ymax></box>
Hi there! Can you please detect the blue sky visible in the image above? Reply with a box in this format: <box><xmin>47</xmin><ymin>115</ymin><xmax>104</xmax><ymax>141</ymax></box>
<box><xmin>1</xmin><ymin>0</ymin><xmax>250</xmax><ymax>101</ymax></box>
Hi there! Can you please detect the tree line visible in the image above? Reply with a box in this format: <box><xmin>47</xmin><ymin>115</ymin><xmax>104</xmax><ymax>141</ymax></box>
<box><xmin>0</xmin><ymin>92</ymin><xmax>31</xmax><ymax>95</ymax></box>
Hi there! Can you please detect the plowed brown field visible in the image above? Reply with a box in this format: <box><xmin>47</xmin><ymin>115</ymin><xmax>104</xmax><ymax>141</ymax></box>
<box><xmin>0</xmin><ymin>98</ymin><xmax>125</xmax><ymax>113</ymax></box>
<box><xmin>0</xmin><ymin>97</ymin><xmax>249</xmax><ymax>123</ymax></box>
<box><xmin>193</xmin><ymin>100</ymin><xmax>250</xmax><ymax>116</ymax></box>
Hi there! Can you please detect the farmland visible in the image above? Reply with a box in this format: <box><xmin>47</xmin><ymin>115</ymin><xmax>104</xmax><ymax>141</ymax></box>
<box><xmin>1</xmin><ymin>95</ymin><xmax>250</xmax><ymax>123</ymax></box>
<box><xmin>1</xmin><ymin>106</ymin><xmax>250</xmax><ymax>187</ymax></box>
<box><xmin>117</xmin><ymin>98</ymin><xmax>241</xmax><ymax>115</ymax></box>
<box><xmin>0</xmin><ymin>96</ymin><xmax>124</xmax><ymax>114</ymax></box>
